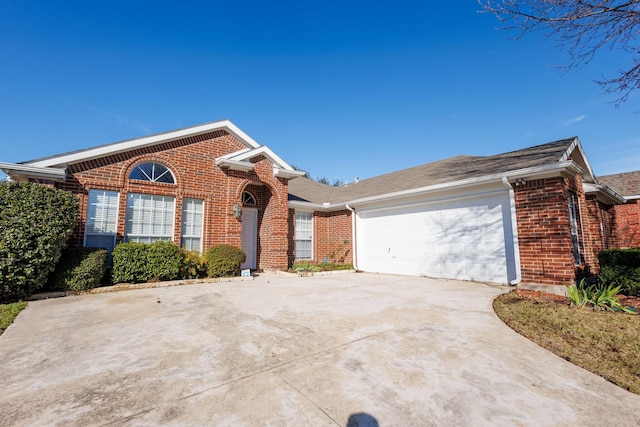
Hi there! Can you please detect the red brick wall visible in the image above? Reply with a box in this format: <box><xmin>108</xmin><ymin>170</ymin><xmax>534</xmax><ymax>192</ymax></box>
<box><xmin>287</xmin><ymin>208</ymin><xmax>354</xmax><ymax>266</ymax></box>
<box><xmin>514</xmin><ymin>177</ymin><xmax>579</xmax><ymax>284</ymax></box>
<box><xmin>55</xmin><ymin>131</ymin><xmax>291</xmax><ymax>270</ymax></box>
<box><xmin>314</xmin><ymin>210</ymin><xmax>353</xmax><ymax>264</ymax></box>
<box><xmin>514</xmin><ymin>175</ymin><xmax>609</xmax><ymax>285</ymax></box>
<box><xmin>611</xmin><ymin>201</ymin><xmax>640</xmax><ymax>248</ymax></box>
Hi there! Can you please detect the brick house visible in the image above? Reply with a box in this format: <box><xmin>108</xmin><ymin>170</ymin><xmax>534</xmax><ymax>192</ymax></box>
<box><xmin>598</xmin><ymin>171</ymin><xmax>640</xmax><ymax>248</ymax></box>
<box><xmin>0</xmin><ymin>122</ymin><xmax>633</xmax><ymax>286</ymax></box>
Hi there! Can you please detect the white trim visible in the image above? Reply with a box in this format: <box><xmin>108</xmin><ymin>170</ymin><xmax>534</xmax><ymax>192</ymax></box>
<box><xmin>214</xmin><ymin>158</ymin><xmax>255</xmax><ymax>172</ymax></box>
<box><xmin>27</xmin><ymin>120</ymin><xmax>260</xmax><ymax>168</ymax></box>
<box><xmin>561</xmin><ymin>137</ymin><xmax>597</xmax><ymax>183</ymax></box>
<box><xmin>0</xmin><ymin>162</ymin><xmax>66</xmax><ymax>181</ymax></box>
<box><xmin>582</xmin><ymin>183</ymin><xmax>626</xmax><ymax>205</ymax></box>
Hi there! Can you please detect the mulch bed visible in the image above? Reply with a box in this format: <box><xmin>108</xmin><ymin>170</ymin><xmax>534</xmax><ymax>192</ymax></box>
<box><xmin>514</xmin><ymin>288</ymin><xmax>640</xmax><ymax>311</ymax></box>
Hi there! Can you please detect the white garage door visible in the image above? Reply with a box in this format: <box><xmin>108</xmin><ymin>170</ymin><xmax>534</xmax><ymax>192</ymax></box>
<box><xmin>356</xmin><ymin>192</ymin><xmax>518</xmax><ymax>284</ymax></box>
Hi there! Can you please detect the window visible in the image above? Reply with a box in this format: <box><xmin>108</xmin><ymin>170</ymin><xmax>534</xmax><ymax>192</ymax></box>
<box><xmin>295</xmin><ymin>211</ymin><xmax>313</xmax><ymax>260</ymax></box>
<box><xmin>181</xmin><ymin>198</ymin><xmax>204</xmax><ymax>251</ymax></box>
<box><xmin>129</xmin><ymin>162</ymin><xmax>175</xmax><ymax>184</ymax></box>
<box><xmin>125</xmin><ymin>193</ymin><xmax>175</xmax><ymax>243</ymax></box>
<box><xmin>242</xmin><ymin>191</ymin><xmax>256</xmax><ymax>206</ymax></box>
<box><xmin>568</xmin><ymin>192</ymin><xmax>583</xmax><ymax>265</ymax></box>
<box><xmin>84</xmin><ymin>189</ymin><xmax>119</xmax><ymax>252</ymax></box>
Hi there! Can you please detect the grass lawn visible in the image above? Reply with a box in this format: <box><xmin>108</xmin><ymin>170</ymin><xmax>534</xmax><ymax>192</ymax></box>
<box><xmin>0</xmin><ymin>302</ymin><xmax>27</xmax><ymax>335</ymax></box>
<box><xmin>494</xmin><ymin>290</ymin><xmax>640</xmax><ymax>394</ymax></box>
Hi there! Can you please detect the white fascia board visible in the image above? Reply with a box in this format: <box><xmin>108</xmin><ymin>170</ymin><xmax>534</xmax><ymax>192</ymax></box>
<box><xmin>0</xmin><ymin>162</ymin><xmax>66</xmax><ymax>180</ymax></box>
<box><xmin>288</xmin><ymin>200</ymin><xmax>346</xmax><ymax>212</ymax></box>
<box><xmin>583</xmin><ymin>183</ymin><xmax>626</xmax><ymax>205</ymax></box>
<box><xmin>347</xmin><ymin>161</ymin><xmax>583</xmax><ymax>208</ymax></box>
<box><xmin>561</xmin><ymin>137</ymin><xmax>597</xmax><ymax>183</ymax></box>
<box><xmin>214</xmin><ymin>158</ymin><xmax>255</xmax><ymax>172</ymax></box>
<box><xmin>231</xmin><ymin>145</ymin><xmax>297</xmax><ymax>171</ymax></box>
<box><xmin>274</xmin><ymin>167</ymin><xmax>306</xmax><ymax>179</ymax></box>
<box><xmin>27</xmin><ymin>119</ymin><xmax>260</xmax><ymax>168</ymax></box>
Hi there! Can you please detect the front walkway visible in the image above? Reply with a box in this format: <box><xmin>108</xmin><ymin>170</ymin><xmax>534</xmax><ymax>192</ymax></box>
<box><xmin>1</xmin><ymin>273</ymin><xmax>638</xmax><ymax>426</ymax></box>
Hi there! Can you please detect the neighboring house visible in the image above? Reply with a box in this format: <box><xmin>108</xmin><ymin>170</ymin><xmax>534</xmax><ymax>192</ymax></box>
<box><xmin>0</xmin><ymin>121</ymin><xmax>631</xmax><ymax>286</ymax></box>
<box><xmin>597</xmin><ymin>170</ymin><xmax>640</xmax><ymax>248</ymax></box>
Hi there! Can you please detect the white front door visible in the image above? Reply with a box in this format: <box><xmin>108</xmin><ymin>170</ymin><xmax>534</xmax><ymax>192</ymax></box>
<box><xmin>241</xmin><ymin>209</ymin><xmax>258</xmax><ymax>269</ymax></box>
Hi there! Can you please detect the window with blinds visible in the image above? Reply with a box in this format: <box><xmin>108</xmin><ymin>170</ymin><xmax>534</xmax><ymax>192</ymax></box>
<box><xmin>295</xmin><ymin>211</ymin><xmax>313</xmax><ymax>260</ymax></box>
<box><xmin>84</xmin><ymin>189</ymin><xmax>119</xmax><ymax>252</ymax></box>
<box><xmin>181</xmin><ymin>198</ymin><xmax>204</xmax><ymax>252</ymax></box>
<box><xmin>125</xmin><ymin>193</ymin><xmax>175</xmax><ymax>243</ymax></box>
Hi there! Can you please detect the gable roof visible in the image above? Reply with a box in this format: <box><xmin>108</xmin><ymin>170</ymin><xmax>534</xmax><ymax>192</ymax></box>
<box><xmin>1</xmin><ymin>119</ymin><xmax>304</xmax><ymax>181</ymax></box>
<box><xmin>598</xmin><ymin>170</ymin><xmax>640</xmax><ymax>199</ymax></box>
<box><xmin>289</xmin><ymin>137</ymin><xmax>597</xmax><ymax>208</ymax></box>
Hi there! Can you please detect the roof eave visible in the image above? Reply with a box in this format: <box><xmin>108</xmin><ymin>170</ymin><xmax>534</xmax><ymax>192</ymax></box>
<box><xmin>583</xmin><ymin>183</ymin><xmax>626</xmax><ymax>205</ymax></box>
<box><xmin>26</xmin><ymin>120</ymin><xmax>260</xmax><ymax>168</ymax></box>
<box><xmin>0</xmin><ymin>162</ymin><xmax>66</xmax><ymax>182</ymax></box>
<box><xmin>214</xmin><ymin>158</ymin><xmax>255</xmax><ymax>172</ymax></box>
<box><xmin>345</xmin><ymin>161</ymin><xmax>583</xmax><ymax>208</ymax></box>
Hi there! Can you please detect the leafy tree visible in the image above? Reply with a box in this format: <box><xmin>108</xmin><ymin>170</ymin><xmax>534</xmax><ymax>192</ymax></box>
<box><xmin>0</xmin><ymin>182</ymin><xmax>78</xmax><ymax>302</ymax></box>
<box><xmin>480</xmin><ymin>0</ymin><xmax>640</xmax><ymax>105</ymax></box>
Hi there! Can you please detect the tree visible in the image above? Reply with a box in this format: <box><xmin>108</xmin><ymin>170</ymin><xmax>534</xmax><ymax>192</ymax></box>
<box><xmin>479</xmin><ymin>0</ymin><xmax>640</xmax><ymax>105</ymax></box>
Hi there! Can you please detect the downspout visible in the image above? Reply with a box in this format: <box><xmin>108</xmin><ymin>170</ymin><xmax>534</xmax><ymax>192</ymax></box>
<box><xmin>502</xmin><ymin>177</ymin><xmax>522</xmax><ymax>285</ymax></box>
<box><xmin>345</xmin><ymin>204</ymin><xmax>357</xmax><ymax>270</ymax></box>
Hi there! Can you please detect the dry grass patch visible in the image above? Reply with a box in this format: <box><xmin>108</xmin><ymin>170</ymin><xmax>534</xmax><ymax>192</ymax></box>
<box><xmin>494</xmin><ymin>291</ymin><xmax>640</xmax><ymax>394</ymax></box>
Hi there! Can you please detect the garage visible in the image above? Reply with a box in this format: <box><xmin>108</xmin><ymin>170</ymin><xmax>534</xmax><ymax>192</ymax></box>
<box><xmin>355</xmin><ymin>188</ymin><xmax>519</xmax><ymax>284</ymax></box>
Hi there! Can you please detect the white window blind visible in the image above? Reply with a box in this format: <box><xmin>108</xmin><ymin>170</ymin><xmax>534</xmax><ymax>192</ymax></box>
<box><xmin>84</xmin><ymin>189</ymin><xmax>119</xmax><ymax>252</ymax></box>
<box><xmin>295</xmin><ymin>211</ymin><xmax>313</xmax><ymax>260</ymax></box>
<box><xmin>181</xmin><ymin>198</ymin><xmax>204</xmax><ymax>252</ymax></box>
<box><xmin>125</xmin><ymin>193</ymin><xmax>175</xmax><ymax>243</ymax></box>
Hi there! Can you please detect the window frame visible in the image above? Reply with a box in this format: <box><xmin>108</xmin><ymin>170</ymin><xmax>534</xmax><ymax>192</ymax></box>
<box><xmin>129</xmin><ymin>162</ymin><xmax>176</xmax><ymax>184</ymax></box>
<box><xmin>180</xmin><ymin>198</ymin><xmax>204</xmax><ymax>252</ymax></box>
<box><xmin>84</xmin><ymin>189</ymin><xmax>120</xmax><ymax>253</ymax></box>
<box><xmin>568</xmin><ymin>191</ymin><xmax>584</xmax><ymax>266</ymax></box>
<box><xmin>125</xmin><ymin>193</ymin><xmax>176</xmax><ymax>244</ymax></box>
<box><xmin>294</xmin><ymin>210</ymin><xmax>314</xmax><ymax>260</ymax></box>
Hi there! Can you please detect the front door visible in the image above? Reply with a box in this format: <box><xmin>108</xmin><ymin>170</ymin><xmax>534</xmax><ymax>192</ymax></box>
<box><xmin>241</xmin><ymin>209</ymin><xmax>258</xmax><ymax>269</ymax></box>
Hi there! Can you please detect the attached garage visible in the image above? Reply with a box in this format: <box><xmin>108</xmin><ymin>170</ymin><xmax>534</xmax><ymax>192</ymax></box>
<box><xmin>354</xmin><ymin>183</ymin><xmax>520</xmax><ymax>284</ymax></box>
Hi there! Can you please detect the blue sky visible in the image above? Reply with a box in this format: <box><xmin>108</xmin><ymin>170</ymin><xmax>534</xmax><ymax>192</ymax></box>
<box><xmin>1</xmin><ymin>1</ymin><xmax>639</xmax><ymax>183</ymax></box>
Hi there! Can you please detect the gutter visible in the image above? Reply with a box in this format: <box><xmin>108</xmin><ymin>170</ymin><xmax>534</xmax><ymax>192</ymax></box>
<box><xmin>345</xmin><ymin>204</ymin><xmax>357</xmax><ymax>270</ymax></box>
<box><xmin>501</xmin><ymin>177</ymin><xmax>522</xmax><ymax>286</ymax></box>
<box><xmin>288</xmin><ymin>161</ymin><xmax>584</xmax><ymax>212</ymax></box>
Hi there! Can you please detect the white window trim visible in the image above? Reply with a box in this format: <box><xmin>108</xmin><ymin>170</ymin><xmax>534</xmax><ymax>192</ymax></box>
<box><xmin>125</xmin><ymin>193</ymin><xmax>176</xmax><ymax>243</ymax></box>
<box><xmin>294</xmin><ymin>210</ymin><xmax>314</xmax><ymax>260</ymax></box>
<box><xmin>84</xmin><ymin>189</ymin><xmax>120</xmax><ymax>252</ymax></box>
<box><xmin>181</xmin><ymin>198</ymin><xmax>204</xmax><ymax>252</ymax></box>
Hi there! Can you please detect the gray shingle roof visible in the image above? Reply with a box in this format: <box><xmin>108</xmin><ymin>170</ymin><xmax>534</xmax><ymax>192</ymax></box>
<box><xmin>288</xmin><ymin>138</ymin><xmax>577</xmax><ymax>205</ymax></box>
<box><xmin>598</xmin><ymin>171</ymin><xmax>640</xmax><ymax>197</ymax></box>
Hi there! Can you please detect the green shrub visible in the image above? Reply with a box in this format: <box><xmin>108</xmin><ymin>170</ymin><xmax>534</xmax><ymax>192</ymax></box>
<box><xmin>204</xmin><ymin>244</ymin><xmax>246</xmax><ymax>277</ymax></box>
<box><xmin>146</xmin><ymin>241</ymin><xmax>181</xmax><ymax>281</ymax></box>
<box><xmin>180</xmin><ymin>249</ymin><xmax>207</xmax><ymax>279</ymax></box>
<box><xmin>48</xmin><ymin>247</ymin><xmax>108</xmax><ymax>292</ymax></box>
<box><xmin>111</xmin><ymin>241</ymin><xmax>181</xmax><ymax>284</ymax></box>
<box><xmin>598</xmin><ymin>248</ymin><xmax>640</xmax><ymax>296</ymax></box>
<box><xmin>0</xmin><ymin>182</ymin><xmax>78</xmax><ymax>303</ymax></box>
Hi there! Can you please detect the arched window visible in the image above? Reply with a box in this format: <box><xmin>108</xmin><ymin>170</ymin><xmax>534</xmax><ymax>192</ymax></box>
<box><xmin>242</xmin><ymin>191</ymin><xmax>257</xmax><ymax>206</ymax></box>
<box><xmin>129</xmin><ymin>162</ymin><xmax>175</xmax><ymax>184</ymax></box>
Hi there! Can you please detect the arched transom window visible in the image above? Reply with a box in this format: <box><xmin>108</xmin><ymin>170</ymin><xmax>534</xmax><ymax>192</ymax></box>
<box><xmin>242</xmin><ymin>191</ymin><xmax>256</xmax><ymax>206</ymax></box>
<box><xmin>130</xmin><ymin>162</ymin><xmax>175</xmax><ymax>184</ymax></box>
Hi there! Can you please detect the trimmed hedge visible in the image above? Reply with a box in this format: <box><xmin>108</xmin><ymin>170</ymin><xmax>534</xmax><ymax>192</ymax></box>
<box><xmin>48</xmin><ymin>247</ymin><xmax>108</xmax><ymax>292</ymax></box>
<box><xmin>180</xmin><ymin>249</ymin><xmax>207</xmax><ymax>279</ymax></box>
<box><xmin>598</xmin><ymin>248</ymin><xmax>640</xmax><ymax>296</ymax></box>
<box><xmin>0</xmin><ymin>182</ymin><xmax>78</xmax><ymax>303</ymax></box>
<box><xmin>111</xmin><ymin>241</ymin><xmax>181</xmax><ymax>284</ymax></box>
<box><xmin>204</xmin><ymin>244</ymin><xmax>246</xmax><ymax>277</ymax></box>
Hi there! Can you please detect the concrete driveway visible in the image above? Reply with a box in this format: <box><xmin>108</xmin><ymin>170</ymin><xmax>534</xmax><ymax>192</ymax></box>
<box><xmin>1</xmin><ymin>273</ymin><xmax>639</xmax><ymax>426</ymax></box>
